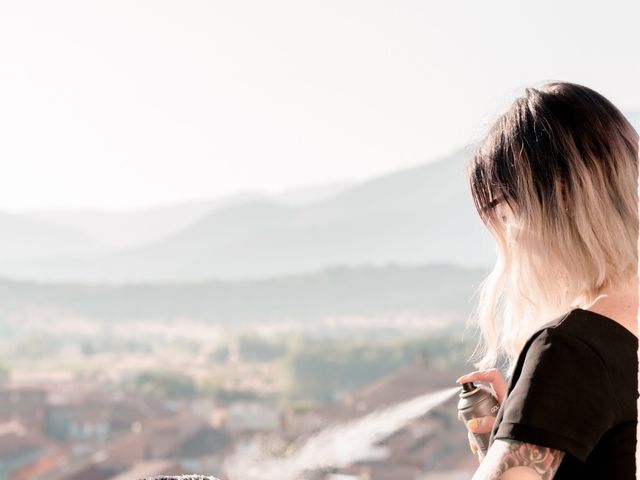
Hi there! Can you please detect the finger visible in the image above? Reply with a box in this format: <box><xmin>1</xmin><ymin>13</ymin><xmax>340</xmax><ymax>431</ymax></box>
<box><xmin>468</xmin><ymin>431</ymin><xmax>478</xmax><ymax>454</ymax></box>
<box><xmin>456</xmin><ymin>368</ymin><xmax>508</xmax><ymax>404</ymax></box>
<box><xmin>477</xmin><ymin>450</ymin><xmax>485</xmax><ymax>464</ymax></box>
<box><xmin>465</xmin><ymin>415</ymin><xmax>495</xmax><ymax>434</ymax></box>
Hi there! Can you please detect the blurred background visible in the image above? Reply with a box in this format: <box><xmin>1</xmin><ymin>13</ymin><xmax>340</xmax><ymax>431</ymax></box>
<box><xmin>0</xmin><ymin>1</ymin><xmax>638</xmax><ymax>479</ymax></box>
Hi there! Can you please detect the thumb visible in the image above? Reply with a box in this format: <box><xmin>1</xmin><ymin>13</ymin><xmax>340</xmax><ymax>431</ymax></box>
<box><xmin>466</xmin><ymin>415</ymin><xmax>495</xmax><ymax>434</ymax></box>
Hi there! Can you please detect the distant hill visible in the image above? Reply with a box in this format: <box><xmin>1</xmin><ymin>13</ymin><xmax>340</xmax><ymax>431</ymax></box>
<box><xmin>0</xmin><ymin>211</ymin><xmax>108</xmax><ymax>264</ymax></box>
<box><xmin>0</xmin><ymin>149</ymin><xmax>496</xmax><ymax>282</ymax></box>
<box><xmin>25</xmin><ymin>181</ymin><xmax>354</xmax><ymax>249</ymax></box>
<box><xmin>0</xmin><ymin>262</ymin><xmax>489</xmax><ymax>325</ymax></box>
<box><xmin>24</xmin><ymin>190</ymin><xmax>266</xmax><ymax>249</ymax></box>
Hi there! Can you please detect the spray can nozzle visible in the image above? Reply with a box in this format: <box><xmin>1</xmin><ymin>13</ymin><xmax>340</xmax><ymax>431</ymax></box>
<box><xmin>461</xmin><ymin>382</ymin><xmax>477</xmax><ymax>393</ymax></box>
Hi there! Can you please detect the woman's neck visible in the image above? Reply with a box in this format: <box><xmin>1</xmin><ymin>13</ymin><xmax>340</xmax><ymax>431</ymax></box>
<box><xmin>582</xmin><ymin>278</ymin><xmax>639</xmax><ymax>339</ymax></box>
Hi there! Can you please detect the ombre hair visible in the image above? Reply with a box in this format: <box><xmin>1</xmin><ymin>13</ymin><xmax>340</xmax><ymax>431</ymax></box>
<box><xmin>464</xmin><ymin>81</ymin><xmax>639</xmax><ymax>378</ymax></box>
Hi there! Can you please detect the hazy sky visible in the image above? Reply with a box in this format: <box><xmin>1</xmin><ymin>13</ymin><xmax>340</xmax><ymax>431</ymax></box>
<box><xmin>1</xmin><ymin>0</ymin><xmax>638</xmax><ymax>212</ymax></box>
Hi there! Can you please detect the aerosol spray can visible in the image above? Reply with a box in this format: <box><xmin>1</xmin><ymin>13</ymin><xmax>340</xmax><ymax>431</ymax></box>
<box><xmin>457</xmin><ymin>381</ymin><xmax>501</xmax><ymax>457</ymax></box>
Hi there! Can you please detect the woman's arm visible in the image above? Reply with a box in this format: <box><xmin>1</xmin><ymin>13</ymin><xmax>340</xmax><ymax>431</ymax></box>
<box><xmin>472</xmin><ymin>439</ymin><xmax>565</xmax><ymax>480</ymax></box>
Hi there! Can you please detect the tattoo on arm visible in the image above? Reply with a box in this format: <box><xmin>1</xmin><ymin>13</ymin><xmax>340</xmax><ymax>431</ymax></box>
<box><xmin>484</xmin><ymin>439</ymin><xmax>565</xmax><ymax>480</ymax></box>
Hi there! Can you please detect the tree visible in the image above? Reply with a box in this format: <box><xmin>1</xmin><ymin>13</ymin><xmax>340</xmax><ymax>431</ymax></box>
<box><xmin>135</xmin><ymin>369</ymin><xmax>197</xmax><ymax>399</ymax></box>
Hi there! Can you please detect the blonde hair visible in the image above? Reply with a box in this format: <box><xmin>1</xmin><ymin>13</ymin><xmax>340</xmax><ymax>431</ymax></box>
<box><xmin>464</xmin><ymin>82</ymin><xmax>639</xmax><ymax>378</ymax></box>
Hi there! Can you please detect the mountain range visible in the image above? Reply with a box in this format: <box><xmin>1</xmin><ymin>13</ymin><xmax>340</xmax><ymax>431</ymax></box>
<box><xmin>0</xmin><ymin>148</ymin><xmax>497</xmax><ymax>283</ymax></box>
<box><xmin>3</xmin><ymin>110</ymin><xmax>638</xmax><ymax>284</ymax></box>
<box><xmin>0</xmin><ymin>262</ymin><xmax>488</xmax><ymax>326</ymax></box>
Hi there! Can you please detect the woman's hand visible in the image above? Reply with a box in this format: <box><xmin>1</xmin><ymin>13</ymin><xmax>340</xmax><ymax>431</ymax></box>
<box><xmin>455</xmin><ymin>368</ymin><xmax>508</xmax><ymax>462</ymax></box>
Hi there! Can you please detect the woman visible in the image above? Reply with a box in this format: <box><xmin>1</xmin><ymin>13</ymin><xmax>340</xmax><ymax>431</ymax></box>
<box><xmin>455</xmin><ymin>82</ymin><xmax>639</xmax><ymax>479</ymax></box>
